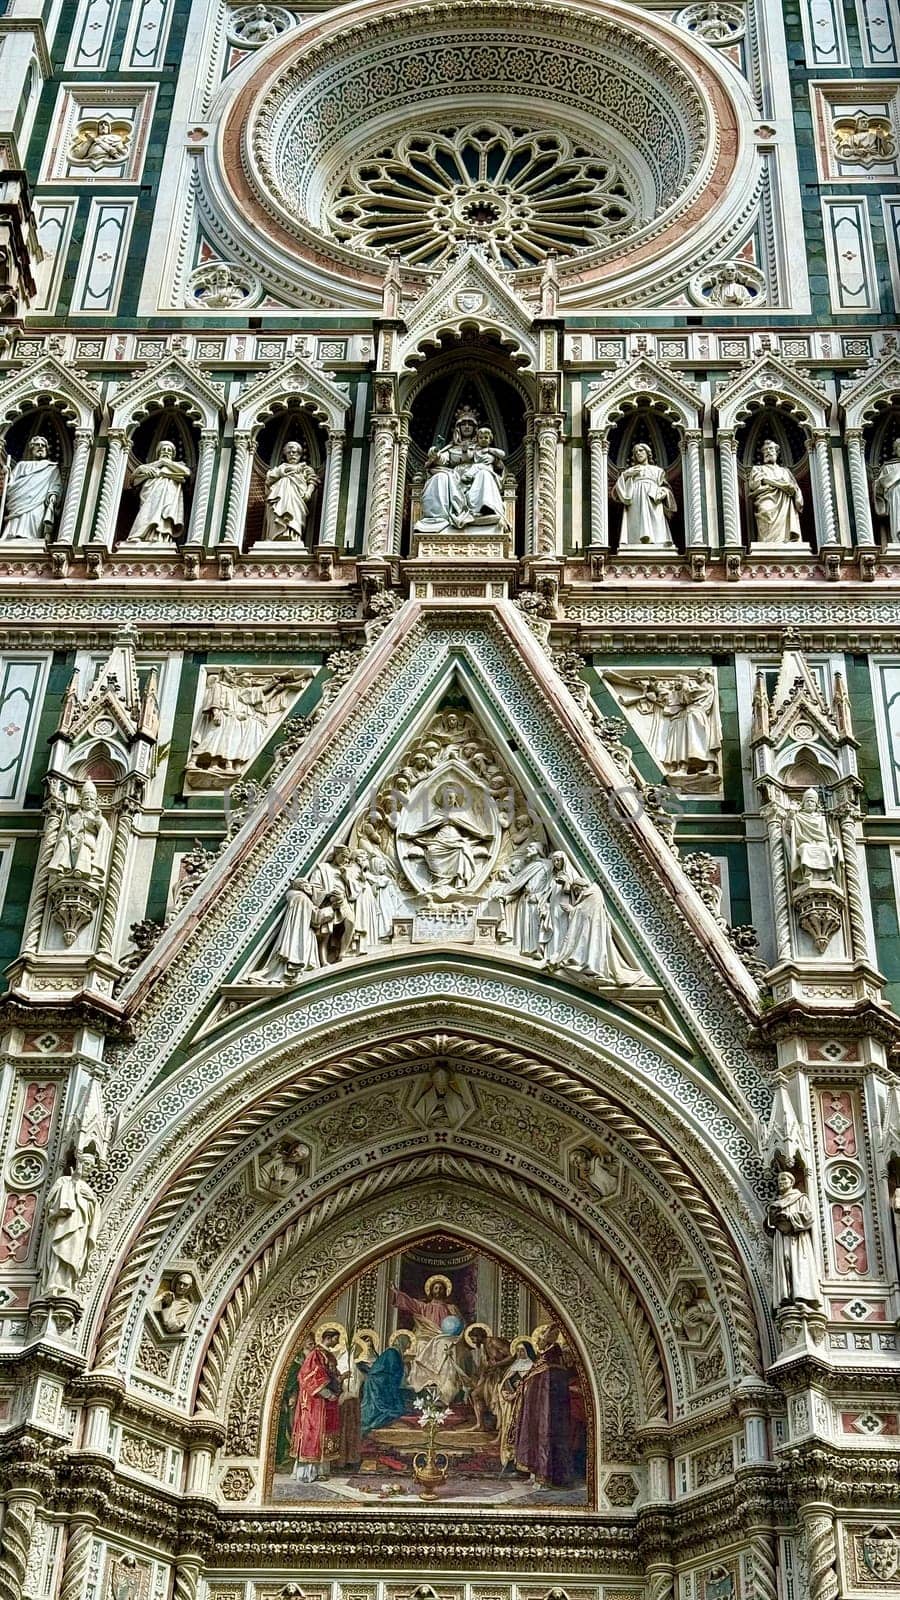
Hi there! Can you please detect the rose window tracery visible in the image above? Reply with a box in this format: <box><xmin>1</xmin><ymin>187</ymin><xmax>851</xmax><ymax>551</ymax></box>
<box><xmin>323</xmin><ymin>122</ymin><xmax>639</xmax><ymax>269</ymax></box>
<box><xmin>213</xmin><ymin>0</ymin><xmax>758</xmax><ymax>306</ymax></box>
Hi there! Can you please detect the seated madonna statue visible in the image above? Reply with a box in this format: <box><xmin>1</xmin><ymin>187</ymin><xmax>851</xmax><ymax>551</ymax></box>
<box><xmin>415</xmin><ymin>407</ymin><xmax>507</xmax><ymax>534</ymax></box>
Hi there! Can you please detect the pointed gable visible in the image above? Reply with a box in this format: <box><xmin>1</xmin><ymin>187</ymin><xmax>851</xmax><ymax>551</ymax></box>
<box><xmin>397</xmin><ymin>248</ymin><xmax>539</xmax><ymax>371</ymax></box>
<box><xmin>109</xmin><ymin>601</ymin><xmax>764</xmax><ymax>1121</ymax></box>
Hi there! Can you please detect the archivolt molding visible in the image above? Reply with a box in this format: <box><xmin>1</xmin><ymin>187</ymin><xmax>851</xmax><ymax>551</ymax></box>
<box><xmin>106</xmin><ymin>605</ymin><xmax>765</xmax><ymax>1116</ymax></box>
<box><xmin>208</xmin><ymin>1172</ymin><xmax>663</xmax><ymax>1473</ymax></box>
<box><xmin>90</xmin><ymin>1024</ymin><xmax>768</xmax><ymax>1394</ymax></box>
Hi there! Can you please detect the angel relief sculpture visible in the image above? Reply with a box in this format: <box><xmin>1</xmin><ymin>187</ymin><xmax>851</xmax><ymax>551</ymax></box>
<box><xmin>246</xmin><ymin>710</ymin><xmax>647</xmax><ymax>991</ymax></box>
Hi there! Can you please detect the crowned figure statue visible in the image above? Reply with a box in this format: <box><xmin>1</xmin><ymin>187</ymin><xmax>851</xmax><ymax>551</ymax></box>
<box><xmin>415</xmin><ymin>407</ymin><xmax>506</xmax><ymax>534</ymax></box>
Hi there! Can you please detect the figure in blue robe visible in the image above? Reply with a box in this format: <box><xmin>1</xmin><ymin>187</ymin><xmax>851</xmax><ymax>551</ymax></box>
<box><xmin>360</xmin><ymin>1334</ymin><xmax>414</xmax><ymax>1433</ymax></box>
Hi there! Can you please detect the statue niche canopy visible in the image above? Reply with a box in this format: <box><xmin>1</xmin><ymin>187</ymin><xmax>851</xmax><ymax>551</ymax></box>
<box><xmin>267</xmin><ymin>1233</ymin><xmax>592</xmax><ymax>1508</ymax></box>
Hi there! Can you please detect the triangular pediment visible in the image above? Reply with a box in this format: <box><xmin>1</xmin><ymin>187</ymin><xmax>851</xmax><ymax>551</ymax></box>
<box><xmin>0</xmin><ymin>354</ymin><xmax>101</xmax><ymax>429</ymax></box>
<box><xmin>397</xmin><ymin>249</ymin><xmax>538</xmax><ymax>371</ymax></box>
<box><xmin>715</xmin><ymin>353</ymin><xmax>829</xmax><ymax>429</ymax></box>
<box><xmin>585</xmin><ymin>357</ymin><xmax>702</xmax><ymax>430</ymax></box>
<box><xmin>109</xmin><ymin>354</ymin><xmax>225</xmax><ymax>430</ymax></box>
<box><xmin>840</xmin><ymin>349</ymin><xmax>900</xmax><ymax>428</ymax></box>
<box><xmin>234</xmin><ymin>356</ymin><xmax>351</xmax><ymax>432</ymax></box>
<box><xmin>112</xmin><ymin>601</ymin><xmax>767</xmax><ymax>1122</ymax></box>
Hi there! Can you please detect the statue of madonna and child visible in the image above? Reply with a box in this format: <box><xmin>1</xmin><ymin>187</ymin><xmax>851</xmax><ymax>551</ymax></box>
<box><xmin>414</xmin><ymin>406</ymin><xmax>508</xmax><ymax>534</ymax></box>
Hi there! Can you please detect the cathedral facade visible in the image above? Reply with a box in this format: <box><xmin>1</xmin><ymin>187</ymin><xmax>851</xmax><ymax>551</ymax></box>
<box><xmin>0</xmin><ymin>0</ymin><xmax>899</xmax><ymax>1596</ymax></box>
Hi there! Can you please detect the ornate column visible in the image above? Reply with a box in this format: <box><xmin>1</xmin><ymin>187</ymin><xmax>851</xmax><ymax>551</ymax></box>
<box><xmin>0</xmin><ymin>1496</ymin><xmax>37</xmax><ymax>1600</ymax></box>
<box><xmin>91</xmin><ymin>429</ymin><xmax>128</xmax><ymax>548</ymax></box>
<box><xmin>56</xmin><ymin>1517</ymin><xmax>96</xmax><ymax>1600</ymax></box>
<box><xmin>320</xmin><ymin>427</ymin><xmax>345</xmax><ymax>548</ymax></box>
<box><xmin>533</xmin><ymin>415</ymin><xmax>562</xmax><ymax>557</ymax></box>
<box><xmin>221</xmin><ymin>430</ymin><xmax>253</xmax><ymax>550</ymax></box>
<box><xmin>96</xmin><ymin>797</ymin><xmax>137</xmax><ymax>957</ymax></box>
<box><xmin>55</xmin><ymin>428</ymin><xmax>93</xmax><ymax>547</ymax></box>
<box><xmin>811</xmin><ymin>427</ymin><xmax>840</xmax><ymax>548</ymax></box>
<box><xmin>718</xmin><ymin>430</ymin><xmax>742</xmax><ymax>547</ymax></box>
<box><xmin>761</xmin><ymin>799</ymin><xmax>792</xmax><ymax>962</ymax></box>
<box><xmin>391</xmin><ymin>413</ymin><xmax>411</xmax><ymax>554</ymax></box>
<box><xmin>683</xmin><ymin>428</ymin><xmax>705</xmax><ymax>546</ymax></box>
<box><xmin>845</xmin><ymin>427</ymin><xmax>875</xmax><ymax>546</ymax></box>
<box><xmin>835</xmin><ymin>798</ymin><xmax>869</xmax><ymax>963</ymax></box>
<box><xmin>587</xmin><ymin>428</ymin><xmax>609</xmax><ymax>550</ymax></box>
<box><xmin>187</xmin><ymin>428</ymin><xmax>218</xmax><ymax>545</ymax></box>
<box><xmin>365</xmin><ymin>414</ymin><xmax>398</xmax><ymax>556</ymax></box>
<box><xmin>801</xmin><ymin>1510</ymin><xmax>839</xmax><ymax>1600</ymax></box>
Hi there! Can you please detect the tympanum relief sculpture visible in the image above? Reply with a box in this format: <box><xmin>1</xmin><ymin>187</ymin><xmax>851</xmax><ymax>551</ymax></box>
<box><xmin>123</xmin><ymin>442</ymin><xmax>191</xmax><ymax>545</ymax></box>
<box><xmin>246</xmin><ymin>709</ymin><xmax>647</xmax><ymax>990</ymax></box>
<box><xmin>602</xmin><ymin>669</ymin><xmax>723</xmax><ymax>797</ymax></box>
<box><xmin>185</xmin><ymin>667</ymin><xmax>308</xmax><ymax>789</ymax></box>
<box><xmin>873</xmin><ymin>438</ymin><xmax>900</xmax><ymax>543</ymax></box>
<box><xmin>612</xmin><ymin>444</ymin><xmax>676</xmax><ymax>549</ymax></box>
<box><xmin>1</xmin><ymin>436</ymin><xmax>64</xmax><ymax>542</ymax></box>
<box><xmin>747</xmin><ymin>440</ymin><xmax>803</xmax><ymax>545</ymax></box>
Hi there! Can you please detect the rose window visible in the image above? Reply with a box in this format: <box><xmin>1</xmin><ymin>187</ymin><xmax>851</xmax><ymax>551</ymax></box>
<box><xmin>218</xmin><ymin>0</ymin><xmax>758</xmax><ymax>306</ymax></box>
<box><xmin>323</xmin><ymin>122</ymin><xmax>639</xmax><ymax>270</ymax></box>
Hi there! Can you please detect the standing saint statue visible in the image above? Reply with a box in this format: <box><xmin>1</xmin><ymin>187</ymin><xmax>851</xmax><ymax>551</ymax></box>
<box><xmin>785</xmin><ymin>789</ymin><xmax>840</xmax><ymax>891</ymax></box>
<box><xmin>1</xmin><ymin>436</ymin><xmax>63</xmax><ymax>542</ymax></box>
<box><xmin>39</xmin><ymin>1149</ymin><xmax>100</xmax><ymax>1298</ymax></box>
<box><xmin>48</xmin><ymin>778</ymin><xmax>112</xmax><ymax>883</ymax></box>
<box><xmin>747</xmin><ymin>439</ymin><xmax>803</xmax><ymax>543</ymax></box>
<box><xmin>874</xmin><ymin>439</ymin><xmax>900</xmax><ymax>544</ymax></box>
<box><xmin>765</xmin><ymin>1170</ymin><xmax>821</xmax><ymax>1306</ymax></box>
<box><xmin>613</xmin><ymin>443</ymin><xmax>676</xmax><ymax>547</ymax></box>
<box><xmin>125</xmin><ymin>441</ymin><xmax>191</xmax><ymax>543</ymax></box>
<box><xmin>263</xmin><ymin>441</ymin><xmax>320</xmax><ymax>543</ymax></box>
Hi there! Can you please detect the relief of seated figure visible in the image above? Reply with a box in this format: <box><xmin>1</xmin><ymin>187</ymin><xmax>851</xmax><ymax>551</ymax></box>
<box><xmin>414</xmin><ymin>407</ymin><xmax>506</xmax><ymax>534</ymax></box>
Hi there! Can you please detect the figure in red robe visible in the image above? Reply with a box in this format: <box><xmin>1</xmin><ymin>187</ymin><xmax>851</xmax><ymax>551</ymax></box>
<box><xmin>290</xmin><ymin>1327</ymin><xmax>342</xmax><ymax>1482</ymax></box>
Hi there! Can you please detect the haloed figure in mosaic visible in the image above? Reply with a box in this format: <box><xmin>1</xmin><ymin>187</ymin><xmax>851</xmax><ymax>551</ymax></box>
<box><xmin>271</xmin><ymin>1238</ymin><xmax>588</xmax><ymax>1507</ymax></box>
